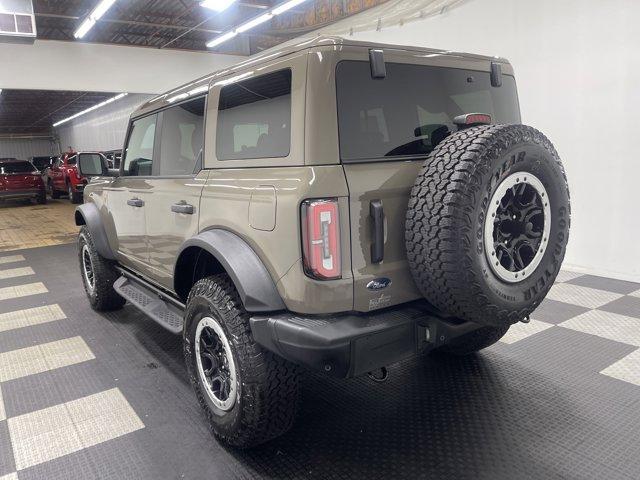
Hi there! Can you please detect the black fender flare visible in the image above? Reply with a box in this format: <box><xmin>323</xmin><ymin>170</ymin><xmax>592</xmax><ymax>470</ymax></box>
<box><xmin>74</xmin><ymin>203</ymin><xmax>116</xmax><ymax>260</ymax></box>
<box><xmin>175</xmin><ymin>230</ymin><xmax>285</xmax><ymax>312</ymax></box>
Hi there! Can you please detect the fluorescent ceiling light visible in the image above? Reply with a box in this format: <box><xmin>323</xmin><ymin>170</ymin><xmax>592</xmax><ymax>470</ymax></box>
<box><xmin>74</xmin><ymin>19</ymin><xmax>96</xmax><ymax>39</ymax></box>
<box><xmin>53</xmin><ymin>93</ymin><xmax>128</xmax><ymax>127</ymax></box>
<box><xmin>206</xmin><ymin>30</ymin><xmax>237</xmax><ymax>48</ymax></box>
<box><xmin>200</xmin><ymin>0</ymin><xmax>237</xmax><ymax>12</ymax></box>
<box><xmin>74</xmin><ymin>0</ymin><xmax>117</xmax><ymax>39</ymax></box>
<box><xmin>272</xmin><ymin>0</ymin><xmax>308</xmax><ymax>15</ymax></box>
<box><xmin>236</xmin><ymin>12</ymin><xmax>273</xmax><ymax>33</ymax></box>
<box><xmin>206</xmin><ymin>0</ymin><xmax>309</xmax><ymax>49</ymax></box>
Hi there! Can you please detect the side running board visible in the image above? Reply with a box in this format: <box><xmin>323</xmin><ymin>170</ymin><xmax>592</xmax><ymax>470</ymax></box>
<box><xmin>113</xmin><ymin>276</ymin><xmax>184</xmax><ymax>334</ymax></box>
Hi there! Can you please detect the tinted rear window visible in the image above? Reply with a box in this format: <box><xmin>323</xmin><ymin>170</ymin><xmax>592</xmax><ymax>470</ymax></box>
<box><xmin>336</xmin><ymin>61</ymin><xmax>520</xmax><ymax>162</ymax></box>
<box><xmin>0</xmin><ymin>161</ymin><xmax>35</xmax><ymax>174</ymax></box>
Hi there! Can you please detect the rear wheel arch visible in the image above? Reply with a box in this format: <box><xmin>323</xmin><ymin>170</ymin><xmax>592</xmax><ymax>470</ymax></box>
<box><xmin>174</xmin><ymin>230</ymin><xmax>286</xmax><ymax>313</ymax></box>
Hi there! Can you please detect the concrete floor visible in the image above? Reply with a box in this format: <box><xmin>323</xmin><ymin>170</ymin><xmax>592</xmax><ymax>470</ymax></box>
<box><xmin>0</xmin><ymin>201</ymin><xmax>639</xmax><ymax>479</ymax></box>
<box><xmin>0</xmin><ymin>199</ymin><xmax>78</xmax><ymax>253</ymax></box>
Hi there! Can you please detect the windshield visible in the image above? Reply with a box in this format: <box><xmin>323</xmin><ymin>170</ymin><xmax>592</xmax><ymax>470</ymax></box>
<box><xmin>336</xmin><ymin>61</ymin><xmax>521</xmax><ymax>162</ymax></box>
<box><xmin>31</xmin><ymin>157</ymin><xmax>52</xmax><ymax>168</ymax></box>
<box><xmin>0</xmin><ymin>161</ymin><xmax>36</xmax><ymax>174</ymax></box>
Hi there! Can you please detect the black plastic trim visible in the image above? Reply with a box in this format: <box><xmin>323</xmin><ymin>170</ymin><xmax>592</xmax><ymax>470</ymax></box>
<box><xmin>175</xmin><ymin>230</ymin><xmax>286</xmax><ymax>312</ymax></box>
<box><xmin>113</xmin><ymin>276</ymin><xmax>184</xmax><ymax>334</ymax></box>
<box><xmin>491</xmin><ymin>61</ymin><xmax>503</xmax><ymax>87</ymax></box>
<box><xmin>370</xmin><ymin>199</ymin><xmax>384</xmax><ymax>263</ymax></box>
<box><xmin>250</xmin><ymin>303</ymin><xmax>480</xmax><ymax>378</ymax></box>
<box><xmin>74</xmin><ymin>203</ymin><xmax>116</xmax><ymax>260</ymax></box>
<box><xmin>369</xmin><ymin>49</ymin><xmax>387</xmax><ymax>79</ymax></box>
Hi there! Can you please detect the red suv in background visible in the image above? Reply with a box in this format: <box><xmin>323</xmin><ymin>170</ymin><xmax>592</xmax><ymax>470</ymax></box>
<box><xmin>46</xmin><ymin>152</ymin><xmax>88</xmax><ymax>203</ymax></box>
<box><xmin>0</xmin><ymin>159</ymin><xmax>46</xmax><ymax>204</ymax></box>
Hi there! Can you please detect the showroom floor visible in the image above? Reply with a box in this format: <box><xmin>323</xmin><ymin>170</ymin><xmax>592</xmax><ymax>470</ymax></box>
<box><xmin>0</xmin><ymin>244</ymin><xmax>639</xmax><ymax>478</ymax></box>
<box><xmin>0</xmin><ymin>200</ymin><xmax>77</xmax><ymax>253</ymax></box>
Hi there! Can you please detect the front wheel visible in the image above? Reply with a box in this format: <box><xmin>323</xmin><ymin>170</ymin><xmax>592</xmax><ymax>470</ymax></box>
<box><xmin>184</xmin><ymin>274</ymin><xmax>300</xmax><ymax>448</ymax></box>
<box><xmin>68</xmin><ymin>183</ymin><xmax>82</xmax><ymax>204</ymax></box>
<box><xmin>78</xmin><ymin>227</ymin><xmax>125</xmax><ymax>311</ymax></box>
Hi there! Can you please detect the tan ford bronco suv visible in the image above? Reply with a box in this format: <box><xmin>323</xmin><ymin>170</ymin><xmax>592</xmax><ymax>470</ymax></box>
<box><xmin>74</xmin><ymin>36</ymin><xmax>570</xmax><ymax>447</ymax></box>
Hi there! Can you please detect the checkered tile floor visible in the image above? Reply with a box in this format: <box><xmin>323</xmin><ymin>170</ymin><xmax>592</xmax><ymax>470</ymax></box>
<box><xmin>502</xmin><ymin>273</ymin><xmax>640</xmax><ymax>386</ymax></box>
<box><xmin>1</xmin><ymin>243</ymin><xmax>639</xmax><ymax>479</ymax></box>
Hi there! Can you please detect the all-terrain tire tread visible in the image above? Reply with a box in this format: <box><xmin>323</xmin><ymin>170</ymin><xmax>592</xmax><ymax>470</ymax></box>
<box><xmin>185</xmin><ymin>274</ymin><xmax>299</xmax><ymax>448</ymax></box>
<box><xmin>78</xmin><ymin>226</ymin><xmax>125</xmax><ymax>311</ymax></box>
<box><xmin>405</xmin><ymin>124</ymin><xmax>569</xmax><ymax>326</ymax></box>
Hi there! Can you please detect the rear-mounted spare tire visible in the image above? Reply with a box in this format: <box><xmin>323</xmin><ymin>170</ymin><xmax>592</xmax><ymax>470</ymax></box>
<box><xmin>405</xmin><ymin>124</ymin><xmax>570</xmax><ymax>327</ymax></box>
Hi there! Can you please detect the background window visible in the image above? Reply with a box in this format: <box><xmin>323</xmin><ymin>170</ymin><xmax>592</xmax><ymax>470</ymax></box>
<box><xmin>123</xmin><ymin>114</ymin><xmax>157</xmax><ymax>176</ymax></box>
<box><xmin>159</xmin><ymin>96</ymin><xmax>205</xmax><ymax>175</ymax></box>
<box><xmin>216</xmin><ymin>69</ymin><xmax>292</xmax><ymax>161</ymax></box>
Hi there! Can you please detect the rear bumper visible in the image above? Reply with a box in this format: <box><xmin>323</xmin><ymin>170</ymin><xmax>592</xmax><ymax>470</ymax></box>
<box><xmin>0</xmin><ymin>189</ymin><xmax>43</xmax><ymax>200</ymax></box>
<box><xmin>250</xmin><ymin>302</ymin><xmax>480</xmax><ymax>378</ymax></box>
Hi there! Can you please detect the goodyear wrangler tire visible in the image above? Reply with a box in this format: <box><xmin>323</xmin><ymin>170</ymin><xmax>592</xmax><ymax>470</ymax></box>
<box><xmin>405</xmin><ymin>124</ymin><xmax>570</xmax><ymax>327</ymax></box>
<box><xmin>184</xmin><ymin>274</ymin><xmax>300</xmax><ymax>448</ymax></box>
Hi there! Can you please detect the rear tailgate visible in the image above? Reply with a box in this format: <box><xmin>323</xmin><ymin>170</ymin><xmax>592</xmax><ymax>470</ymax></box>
<box><xmin>5</xmin><ymin>174</ymin><xmax>40</xmax><ymax>190</ymax></box>
<box><xmin>335</xmin><ymin>57</ymin><xmax>521</xmax><ymax>312</ymax></box>
<box><xmin>343</xmin><ymin>161</ymin><xmax>422</xmax><ymax>312</ymax></box>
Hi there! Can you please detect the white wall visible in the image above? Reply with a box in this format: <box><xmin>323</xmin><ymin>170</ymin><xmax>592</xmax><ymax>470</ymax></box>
<box><xmin>344</xmin><ymin>0</ymin><xmax>640</xmax><ymax>282</ymax></box>
<box><xmin>55</xmin><ymin>93</ymin><xmax>153</xmax><ymax>152</ymax></box>
<box><xmin>0</xmin><ymin>138</ymin><xmax>55</xmax><ymax>159</ymax></box>
<box><xmin>0</xmin><ymin>40</ymin><xmax>244</xmax><ymax>94</ymax></box>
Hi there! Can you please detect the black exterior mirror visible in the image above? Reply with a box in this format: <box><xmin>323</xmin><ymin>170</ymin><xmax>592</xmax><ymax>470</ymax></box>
<box><xmin>77</xmin><ymin>152</ymin><xmax>111</xmax><ymax>177</ymax></box>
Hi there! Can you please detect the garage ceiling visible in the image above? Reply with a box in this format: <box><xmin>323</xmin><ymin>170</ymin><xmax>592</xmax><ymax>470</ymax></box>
<box><xmin>33</xmin><ymin>0</ymin><xmax>388</xmax><ymax>55</ymax></box>
<box><xmin>0</xmin><ymin>89</ymin><xmax>117</xmax><ymax>135</ymax></box>
<box><xmin>0</xmin><ymin>1</ymin><xmax>388</xmax><ymax>136</ymax></box>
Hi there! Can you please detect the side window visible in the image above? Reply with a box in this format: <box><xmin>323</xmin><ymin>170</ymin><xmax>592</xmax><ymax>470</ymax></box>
<box><xmin>216</xmin><ymin>69</ymin><xmax>291</xmax><ymax>161</ymax></box>
<box><xmin>158</xmin><ymin>96</ymin><xmax>205</xmax><ymax>175</ymax></box>
<box><xmin>123</xmin><ymin>114</ymin><xmax>157</xmax><ymax>176</ymax></box>
<box><xmin>67</xmin><ymin>155</ymin><xmax>77</xmax><ymax>166</ymax></box>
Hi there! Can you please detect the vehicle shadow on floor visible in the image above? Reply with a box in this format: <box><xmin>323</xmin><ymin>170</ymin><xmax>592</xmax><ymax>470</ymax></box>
<box><xmin>101</xmin><ymin>307</ymin><xmax>583</xmax><ymax>479</ymax></box>
<box><xmin>229</xmin><ymin>351</ymin><xmax>582</xmax><ymax>479</ymax></box>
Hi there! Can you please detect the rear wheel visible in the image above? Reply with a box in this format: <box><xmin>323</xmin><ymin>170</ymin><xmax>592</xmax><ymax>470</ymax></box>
<box><xmin>49</xmin><ymin>180</ymin><xmax>61</xmax><ymax>199</ymax></box>
<box><xmin>406</xmin><ymin>124</ymin><xmax>570</xmax><ymax>327</ymax></box>
<box><xmin>78</xmin><ymin>226</ymin><xmax>125</xmax><ymax>311</ymax></box>
<box><xmin>184</xmin><ymin>274</ymin><xmax>300</xmax><ymax>448</ymax></box>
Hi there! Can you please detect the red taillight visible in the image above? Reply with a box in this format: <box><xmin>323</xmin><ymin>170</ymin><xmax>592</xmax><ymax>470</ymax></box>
<box><xmin>301</xmin><ymin>199</ymin><xmax>341</xmax><ymax>280</ymax></box>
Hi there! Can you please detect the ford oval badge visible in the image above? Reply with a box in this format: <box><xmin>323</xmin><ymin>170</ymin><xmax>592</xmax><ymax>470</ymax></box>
<box><xmin>367</xmin><ymin>278</ymin><xmax>392</xmax><ymax>291</ymax></box>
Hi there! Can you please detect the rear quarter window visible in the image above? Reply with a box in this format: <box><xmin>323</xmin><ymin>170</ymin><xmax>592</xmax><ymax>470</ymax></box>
<box><xmin>216</xmin><ymin>69</ymin><xmax>292</xmax><ymax>161</ymax></box>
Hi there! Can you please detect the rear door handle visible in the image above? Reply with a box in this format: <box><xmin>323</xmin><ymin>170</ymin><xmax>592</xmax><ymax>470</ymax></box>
<box><xmin>127</xmin><ymin>198</ymin><xmax>144</xmax><ymax>207</ymax></box>
<box><xmin>370</xmin><ymin>199</ymin><xmax>384</xmax><ymax>263</ymax></box>
<box><xmin>171</xmin><ymin>201</ymin><xmax>194</xmax><ymax>215</ymax></box>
